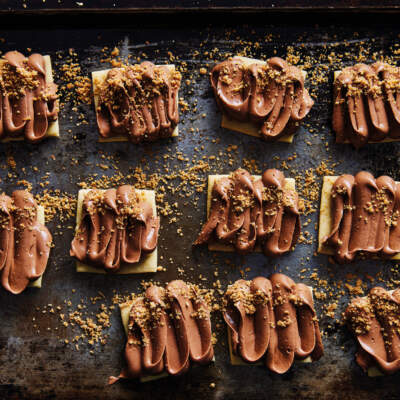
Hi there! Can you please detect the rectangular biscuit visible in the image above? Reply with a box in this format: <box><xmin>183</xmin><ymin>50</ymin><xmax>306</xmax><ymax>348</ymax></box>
<box><xmin>227</xmin><ymin>284</ymin><xmax>314</xmax><ymax>366</ymax></box>
<box><xmin>0</xmin><ymin>55</ymin><xmax>59</xmax><ymax>143</ymax></box>
<box><xmin>75</xmin><ymin>189</ymin><xmax>158</xmax><ymax>274</ymax></box>
<box><xmin>220</xmin><ymin>56</ymin><xmax>307</xmax><ymax>144</ymax></box>
<box><xmin>120</xmin><ymin>298</ymin><xmax>215</xmax><ymax>382</ymax></box>
<box><xmin>318</xmin><ymin>176</ymin><xmax>400</xmax><ymax>260</ymax></box>
<box><xmin>206</xmin><ymin>174</ymin><xmax>295</xmax><ymax>252</ymax></box>
<box><xmin>92</xmin><ymin>65</ymin><xmax>179</xmax><ymax>142</ymax></box>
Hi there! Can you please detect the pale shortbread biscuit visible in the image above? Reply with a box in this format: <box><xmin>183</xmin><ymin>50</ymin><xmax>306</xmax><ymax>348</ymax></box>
<box><xmin>219</xmin><ymin>56</ymin><xmax>308</xmax><ymax>144</ymax></box>
<box><xmin>0</xmin><ymin>55</ymin><xmax>59</xmax><ymax>142</ymax></box>
<box><xmin>119</xmin><ymin>297</ymin><xmax>215</xmax><ymax>382</ymax></box>
<box><xmin>92</xmin><ymin>65</ymin><xmax>179</xmax><ymax>142</ymax></box>
<box><xmin>206</xmin><ymin>174</ymin><xmax>295</xmax><ymax>252</ymax></box>
<box><xmin>318</xmin><ymin>176</ymin><xmax>400</xmax><ymax>260</ymax></box>
<box><xmin>226</xmin><ymin>285</ymin><xmax>314</xmax><ymax>366</ymax></box>
<box><xmin>74</xmin><ymin>188</ymin><xmax>158</xmax><ymax>274</ymax></box>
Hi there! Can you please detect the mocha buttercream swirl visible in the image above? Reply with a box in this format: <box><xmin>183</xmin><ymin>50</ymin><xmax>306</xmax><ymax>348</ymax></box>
<box><xmin>323</xmin><ymin>171</ymin><xmax>400</xmax><ymax>263</ymax></box>
<box><xmin>110</xmin><ymin>280</ymin><xmax>214</xmax><ymax>382</ymax></box>
<box><xmin>210</xmin><ymin>56</ymin><xmax>314</xmax><ymax>141</ymax></box>
<box><xmin>0</xmin><ymin>190</ymin><xmax>52</xmax><ymax>294</ymax></box>
<box><xmin>345</xmin><ymin>286</ymin><xmax>400</xmax><ymax>375</ymax></box>
<box><xmin>95</xmin><ymin>61</ymin><xmax>181</xmax><ymax>143</ymax></box>
<box><xmin>194</xmin><ymin>168</ymin><xmax>301</xmax><ymax>256</ymax></box>
<box><xmin>0</xmin><ymin>51</ymin><xmax>59</xmax><ymax>143</ymax></box>
<box><xmin>333</xmin><ymin>62</ymin><xmax>400</xmax><ymax>148</ymax></box>
<box><xmin>223</xmin><ymin>274</ymin><xmax>323</xmax><ymax>374</ymax></box>
<box><xmin>70</xmin><ymin>185</ymin><xmax>159</xmax><ymax>272</ymax></box>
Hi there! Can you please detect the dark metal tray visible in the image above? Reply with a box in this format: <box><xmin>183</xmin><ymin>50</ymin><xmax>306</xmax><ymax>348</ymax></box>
<box><xmin>2</xmin><ymin>0</ymin><xmax>400</xmax><ymax>13</ymax></box>
<box><xmin>0</xmin><ymin>10</ymin><xmax>400</xmax><ymax>400</ymax></box>
<box><xmin>0</xmin><ymin>0</ymin><xmax>400</xmax><ymax>14</ymax></box>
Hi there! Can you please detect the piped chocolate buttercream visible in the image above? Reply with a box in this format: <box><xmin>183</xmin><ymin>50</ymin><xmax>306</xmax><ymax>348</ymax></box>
<box><xmin>70</xmin><ymin>185</ymin><xmax>159</xmax><ymax>272</ymax></box>
<box><xmin>95</xmin><ymin>61</ymin><xmax>181</xmax><ymax>142</ymax></box>
<box><xmin>322</xmin><ymin>172</ymin><xmax>400</xmax><ymax>263</ymax></box>
<box><xmin>211</xmin><ymin>56</ymin><xmax>313</xmax><ymax>141</ymax></box>
<box><xmin>333</xmin><ymin>62</ymin><xmax>400</xmax><ymax>148</ymax></box>
<box><xmin>345</xmin><ymin>286</ymin><xmax>400</xmax><ymax>375</ymax></box>
<box><xmin>0</xmin><ymin>190</ymin><xmax>52</xmax><ymax>294</ymax></box>
<box><xmin>110</xmin><ymin>280</ymin><xmax>214</xmax><ymax>382</ymax></box>
<box><xmin>223</xmin><ymin>274</ymin><xmax>323</xmax><ymax>373</ymax></box>
<box><xmin>0</xmin><ymin>51</ymin><xmax>59</xmax><ymax>143</ymax></box>
<box><xmin>194</xmin><ymin>168</ymin><xmax>301</xmax><ymax>256</ymax></box>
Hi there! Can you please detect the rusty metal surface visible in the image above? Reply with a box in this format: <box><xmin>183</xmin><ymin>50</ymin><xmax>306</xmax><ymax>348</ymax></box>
<box><xmin>1</xmin><ymin>11</ymin><xmax>400</xmax><ymax>400</ymax></box>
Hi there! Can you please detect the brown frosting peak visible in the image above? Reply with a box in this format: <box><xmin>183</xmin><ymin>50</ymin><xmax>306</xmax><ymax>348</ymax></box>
<box><xmin>194</xmin><ymin>168</ymin><xmax>301</xmax><ymax>257</ymax></box>
<box><xmin>95</xmin><ymin>61</ymin><xmax>181</xmax><ymax>143</ymax></box>
<box><xmin>333</xmin><ymin>62</ymin><xmax>400</xmax><ymax>148</ymax></box>
<box><xmin>211</xmin><ymin>56</ymin><xmax>313</xmax><ymax>141</ymax></box>
<box><xmin>0</xmin><ymin>190</ymin><xmax>52</xmax><ymax>294</ymax></box>
<box><xmin>0</xmin><ymin>51</ymin><xmax>59</xmax><ymax>143</ymax></box>
<box><xmin>70</xmin><ymin>185</ymin><xmax>159</xmax><ymax>272</ymax></box>
<box><xmin>223</xmin><ymin>274</ymin><xmax>323</xmax><ymax>373</ymax></box>
<box><xmin>111</xmin><ymin>281</ymin><xmax>214</xmax><ymax>381</ymax></box>
<box><xmin>345</xmin><ymin>286</ymin><xmax>400</xmax><ymax>375</ymax></box>
<box><xmin>323</xmin><ymin>172</ymin><xmax>400</xmax><ymax>263</ymax></box>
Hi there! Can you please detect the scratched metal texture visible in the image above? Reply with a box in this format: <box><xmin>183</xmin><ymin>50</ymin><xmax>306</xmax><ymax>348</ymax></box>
<box><xmin>0</xmin><ymin>11</ymin><xmax>400</xmax><ymax>400</ymax></box>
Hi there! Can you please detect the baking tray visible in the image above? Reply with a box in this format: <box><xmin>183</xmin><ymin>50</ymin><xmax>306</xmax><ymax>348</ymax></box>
<box><xmin>0</xmin><ymin>9</ymin><xmax>400</xmax><ymax>400</ymax></box>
